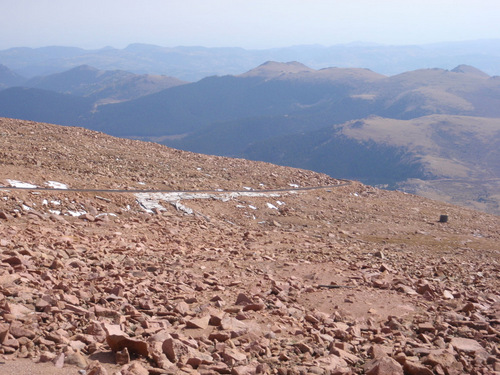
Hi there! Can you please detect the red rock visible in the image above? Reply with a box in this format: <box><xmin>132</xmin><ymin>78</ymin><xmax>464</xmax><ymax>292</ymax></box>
<box><xmin>0</xmin><ymin>323</ymin><xmax>9</xmax><ymax>344</ymax></box>
<box><xmin>50</xmin><ymin>259</ymin><xmax>65</xmax><ymax>269</ymax></box>
<box><xmin>442</xmin><ymin>290</ymin><xmax>454</xmax><ymax>299</ymax></box>
<box><xmin>95</xmin><ymin>305</ymin><xmax>121</xmax><ymax>322</ymax></box>
<box><xmin>242</xmin><ymin>303</ymin><xmax>265</xmax><ymax>312</ymax></box>
<box><xmin>120</xmin><ymin>361</ymin><xmax>149</xmax><ymax>375</ymax></box>
<box><xmin>102</xmin><ymin>323</ymin><xmax>149</xmax><ymax>357</ymax></box>
<box><xmin>186</xmin><ymin>315</ymin><xmax>210</xmax><ymax>330</ymax></box>
<box><xmin>53</xmin><ymin>352</ymin><xmax>65</xmax><ymax>369</ymax></box>
<box><xmin>364</xmin><ymin>356</ymin><xmax>404</xmax><ymax>375</ymax></box>
<box><xmin>313</xmin><ymin>355</ymin><xmax>349</xmax><ymax>372</ymax></box>
<box><xmin>422</xmin><ymin>350</ymin><xmax>455</xmax><ymax>368</ymax></box>
<box><xmin>209</xmin><ymin>310</ymin><xmax>225</xmax><ymax>326</ymax></box>
<box><xmin>38</xmin><ymin>351</ymin><xmax>57</xmax><ymax>363</ymax></box>
<box><xmin>235</xmin><ymin>293</ymin><xmax>253</xmax><ymax>305</ymax></box>
<box><xmin>449</xmin><ymin>337</ymin><xmax>485</xmax><ymax>354</ymax></box>
<box><xmin>9</xmin><ymin>321</ymin><xmax>36</xmax><ymax>339</ymax></box>
<box><xmin>0</xmin><ymin>211</ymin><xmax>13</xmax><ymax>220</ymax></box>
<box><xmin>417</xmin><ymin>322</ymin><xmax>435</xmax><ymax>334</ymax></box>
<box><xmin>69</xmin><ymin>339</ymin><xmax>87</xmax><ymax>351</ymax></box>
<box><xmin>403</xmin><ymin>361</ymin><xmax>434</xmax><ymax>375</ymax></box>
<box><xmin>221</xmin><ymin>317</ymin><xmax>249</xmax><ymax>337</ymax></box>
<box><xmin>305</xmin><ymin>314</ymin><xmax>320</xmax><ymax>324</ymax></box>
<box><xmin>231</xmin><ymin>364</ymin><xmax>257</xmax><ymax>375</ymax></box>
<box><xmin>223</xmin><ymin>348</ymin><xmax>247</xmax><ymax>365</ymax></box>
<box><xmin>64</xmin><ymin>351</ymin><xmax>89</xmax><ymax>368</ymax></box>
<box><xmin>80</xmin><ymin>213</ymin><xmax>95</xmax><ymax>222</ymax></box>
<box><xmin>6</xmin><ymin>302</ymin><xmax>33</xmax><ymax>319</ymax></box>
<box><xmin>162</xmin><ymin>338</ymin><xmax>184</xmax><ymax>363</ymax></box>
<box><xmin>209</xmin><ymin>331</ymin><xmax>231</xmax><ymax>342</ymax></box>
<box><xmin>86</xmin><ymin>361</ymin><xmax>109</xmax><ymax>375</ymax></box>
<box><xmin>46</xmin><ymin>331</ymin><xmax>69</xmax><ymax>344</ymax></box>
<box><xmin>116</xmin><ymin>347</ymin><xmax>130</xmax><ymax>365</ymax></box>
<box><xmin>64</xmin><ymin>303</ymin><xmax>89</xmax><ymax>315</ymax></box>
<box><xmin>186</xmin><ymin>351</ymin><xmax>215</xmax><ymax>369</ymax></box>
<box><xmin>368</xmin><ymin>344</ymin><xmax>392</xmax><ymax>359</ymax></box>
<box><xmin>3</xmin><ymin>337</ymin><xmax>19</xmax><ymax>349</ymax></box>
<box><xmin>173</xmin><ymin>301</ymin><xmax>190</xmax><ymax>315</ymax></box>
<box><xmin>35</xmin><ymin>298</ymin><xmax>51</xmax><ymax>311</ymax></box>
<box><xmin>162</xmin><ymin>337</ymin><xmax>212</xmax><ymax>366</ymax></box>
<box><xmin>330</xmin><ymin>347</ymin><xmax>360</xmax><ymax>365</ymax></box>
<box><xmin>295</xmin><ymin>342</ymin><xmax>313</xmax><ymax>354</ymax></box>
<box><xmin>398</xmin><ymin>285</ymin><xmax>418</xmax><ymax>295</ymax></box>
<box><xmin>86</xmin><ymin>321</ymin><xmax>107</xmax><ymax>342</ymax></box>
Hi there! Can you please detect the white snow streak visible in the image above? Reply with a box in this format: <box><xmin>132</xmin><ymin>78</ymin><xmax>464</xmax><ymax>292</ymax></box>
<box><xmin>7</xmin><ymin>180</ymin><xmax>38</xmax><ymax>189</ymax></box>
<box><xmin>46</xmin><ymin>181</ymin><xmax>69</xmax><ymax>189</ymax></box>
<box><xmin>135</xmin><ymin>190</ymin><xmax>295</xmax><ymax>214</ymax></box>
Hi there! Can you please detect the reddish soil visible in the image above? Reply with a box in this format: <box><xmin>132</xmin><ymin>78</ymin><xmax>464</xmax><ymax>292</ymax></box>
<box><xmin>0</xmin><ymin>118</ymin><xmax>499</xmax><ymax>374</ymax></box>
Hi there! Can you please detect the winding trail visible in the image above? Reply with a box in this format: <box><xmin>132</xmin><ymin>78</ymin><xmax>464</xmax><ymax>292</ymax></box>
<box><xmin>0</xmin><ymin>181</ymin><xmax>351</xmax><ymax>194</ymax></box>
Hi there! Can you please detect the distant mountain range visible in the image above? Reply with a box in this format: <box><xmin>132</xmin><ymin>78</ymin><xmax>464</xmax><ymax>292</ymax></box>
<box><xmin>0</xmin><ymin>63</ymin><xmax>186</xmax><ymax>104</ymax></box>
<box><xmin>0</xmin><ymin>50</ymin><xmax>499</xmax><ymax>215</ymax></box>
<box><xmin>1</xmin><ymin>40</ymin><xmax>500</xmax><ymax>81</ymax></box>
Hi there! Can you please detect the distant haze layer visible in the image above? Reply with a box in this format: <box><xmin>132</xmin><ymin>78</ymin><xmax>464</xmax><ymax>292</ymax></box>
<box><xmin>1</xmin><ymin>0</ymin><xmax>500</xmax><ymax>49</ymax></box>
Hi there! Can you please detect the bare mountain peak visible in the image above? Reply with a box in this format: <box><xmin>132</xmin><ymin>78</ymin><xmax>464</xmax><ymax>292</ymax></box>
<box><xmin>260</xmin><ymin>60</ymin><xmax>311</xmax><ymax>69</ymax></box>
<box><xmin>239</xmin><ymin>61</ymin><xmax>314</xmax><ymax>77</ymax></box>
<box><xmin>70</xmin><ymin>64</ymin><xmax>100</xmax><ymax>72</ymax></box>
<box><xmin>451</xmin><ymin>64</ymin><xmax>489</xmax><ymax>77</ymax></box>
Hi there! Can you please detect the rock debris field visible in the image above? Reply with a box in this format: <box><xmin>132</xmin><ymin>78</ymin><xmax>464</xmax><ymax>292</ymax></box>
<box><xmin>0</xmin><ymin>118</ymin><xmax>499</xmax><ymax>375</ymax></box>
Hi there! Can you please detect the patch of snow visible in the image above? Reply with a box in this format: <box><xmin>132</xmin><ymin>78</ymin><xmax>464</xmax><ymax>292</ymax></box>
<box><xmin>46</xmin><ymin>181</ymin><xmax>68</xmax><ymax>189</ymax></box>
<box><xmin>276</xmin><ymin>201</ymin><xmax>285</xmax><ymax>206</ymax></box>
<box><xmin>289</xmin><ymin>183</ymin><xmax>299</xmax><ymax>188</ymax></box>
<box><xmin>22</xmin><ymin>204</ymin><xmax>31</xmax><ymax>211</ymax></box>
<box><xmin>49</xmin><ymin>210</ymin><xmax>61</xmax><ymax>215</ymax></box>
<box><xmin>66</xmin><ymin>210</ymin><xmax>86</xmax><ymax>217</ymax></box>
<box><xmin>248</xmin><ymin>205</ymin><xmax>257</xmax><ymax>210</ymax></box>
<box><xmin>51</xmin><ymin>200</ymin><xmax>61</xmax><ymax>205</ymax></box>
<box><xmin>138</xmin><ymin>182</ymin><xmax>146</xmax><ymax>185</ymax></box>
<box><xmin>96</xmin><ymin>213</ymin><xmax>117</xmax><ymax>218</ymax></box>
<box><xmin>42</xmin><ymin>199</ymin><xmax>48</xmax><ymax>206</ymax></box>
<box><xmin>7</xmin><ymin>180</ymin><xmax>38</xmax><ymax>189</ymax></box>
<box><xmin>135</xmin><ymin>196</ymin><xmax>166</xmax><ymax>214</ymax></box>
<box><xmin>134</xmin><ymin>189</ymin><xmax>299</xmax><ymax>215</ymax></box>
<box><xmin>266</xmin><ymin>203</ymin><xmax>278</xmax><ymax>210</ymax></box>
<box><xmin>174</xmin><ymin>201</ymin><xmax>193</xmax><ymax>215</ymax></box>
<box><xmin>243</xmin><ymin>186</ymin><xmax>253</xmax><ymax>191</ymax></box>
<box><xmin>236</xmin><ymin>205</ymin><xmax>246</xmax><ymax>208</ymax></box>
<box><xmin>2</xmin><ymin>197</ymin><xmax>7</xmax><ymax>201</ymax></box>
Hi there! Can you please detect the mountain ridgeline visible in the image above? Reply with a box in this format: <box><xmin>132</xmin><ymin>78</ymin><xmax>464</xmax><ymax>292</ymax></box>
<box><xmin>0</xmin><ymin>60</ymin><xmax>499</xmax><ymax>214</ymax></box>
<box><xmin>2</xmin><ymin>41</ymin><xmax>500</xmax><ymax>80</ymax></box>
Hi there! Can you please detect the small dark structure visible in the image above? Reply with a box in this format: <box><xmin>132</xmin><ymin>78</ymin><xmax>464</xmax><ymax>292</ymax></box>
<box><xmin>439</xmin><ymin>214</ymin><xmax>448</xmax><ymax>223</ymax></box>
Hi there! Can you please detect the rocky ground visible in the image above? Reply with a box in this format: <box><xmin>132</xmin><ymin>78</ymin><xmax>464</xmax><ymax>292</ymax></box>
<box><xmin>0</xmin><ymin>117</ymin><xmax>499</xmax><ymax>375</ymax></box>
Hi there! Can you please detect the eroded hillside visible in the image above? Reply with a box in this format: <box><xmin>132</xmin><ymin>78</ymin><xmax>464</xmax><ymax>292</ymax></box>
<box><xmin>0</xmin><ymin>118</ymin><xmax>499</xmax><ymax>375</ymax></box>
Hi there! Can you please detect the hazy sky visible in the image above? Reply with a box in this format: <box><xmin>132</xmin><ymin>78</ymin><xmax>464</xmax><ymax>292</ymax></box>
<box><xmin>2</xmin><ymin>0</ymin><xmax>499</xmax><ymax>50</ymax></box>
